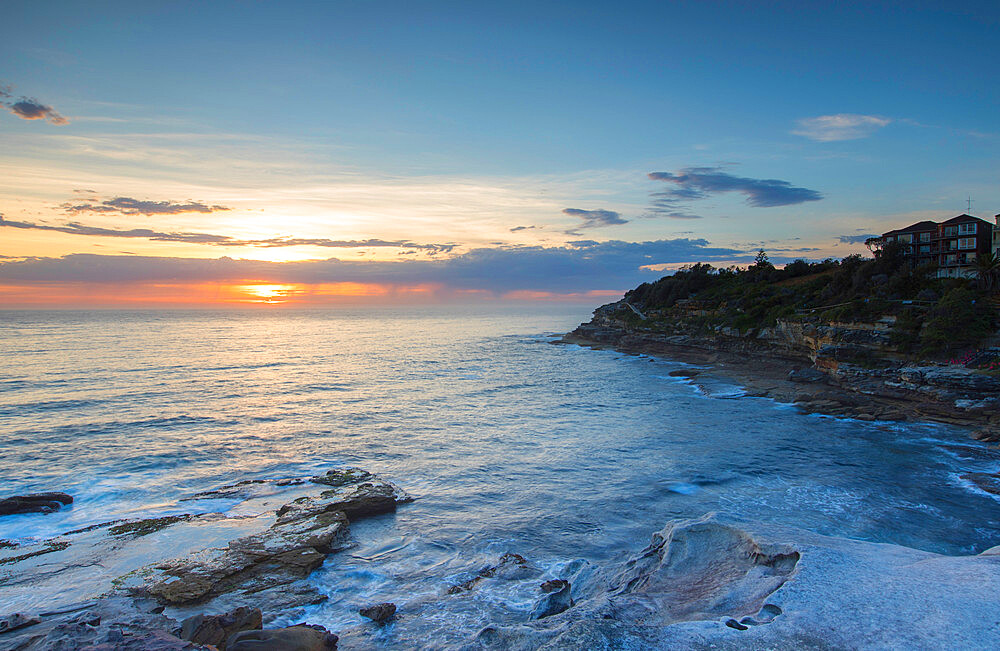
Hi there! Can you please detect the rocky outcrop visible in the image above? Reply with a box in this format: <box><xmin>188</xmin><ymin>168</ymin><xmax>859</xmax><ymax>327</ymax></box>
<box><xmin>447</xmin><ymin>552</ymin><xmax>538</xmax><ymax>594</ymax></box>
<box><xmin>472</xmin><ymin>515</ymin><xmax>1000</xmax><ymax>650</ymax></box>
<box><xmin>608</xmin><ymin>515</ymin><xmax>798</xmax><ymax>625</ymax></box>
<box><xmin>567</xmin><ymin>303</ymin><xmax>1000</xmax><ymax>430</ymax></box>
<box><xmin>0</xmin><ymin>492</ymin><xmax>73</xmax><ymax>516</ymax></box>
<box><xmin>359</xmin><ymin>602</ymin><xmax>396</xmax><ymax>625</ymax></box>
<box><xmin>529</xmin><ymin>580</ymin><xmax>573</xmax><ymax>620</ymax></box>
<box><xmin>228</xmin><ymin>623</ymin><xmax>338</xmax><ymax>650</ymax></box>
<box><xmin>144</xmin><ymin>478</ymin><xmax>410</xmax><ymax>607</ymax></box>
<box><xmin>0</xmin><ymin>468</ymin><xmax>407</xmax><ymax>650</ymax></box>
<box><xmin>179</xmin><ymin>606</ymin><xmax>262</xmax><ymax>649</ymax></box>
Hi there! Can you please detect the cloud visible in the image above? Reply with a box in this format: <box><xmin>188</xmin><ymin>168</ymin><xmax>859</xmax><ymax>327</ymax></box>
<box><xmin>0</xmin><ymin>239</ymin><xmax>746</xmax><ymax>294</ymax></box>
<box><xmin>1</xmin><ymin>84</ymin><xmax>68</xmax><ymax>125</ymax></box>
<box><xmin>0</xmin><ymin>216</ymin><xmax>456</xmax><ymax>253</ymax></box>
<box><xmin>792</xmin><ymin>114</ymin><xmax>890</xmax><ymax>142</ymax></box>
<box><xmin>836</xmin><ymin>233</ymin><xmax>879</xmax><ymax>244</ymax></box>
<box><xmin>647</xmin><ymin>167</ymin><xmax>823</xmax><ymax>216</ymax></box>
<box><xmin>509</xmin><ymin>225</ymin><xmax>537</xmax><ymax>232</ymax></box>
<box><xmin>562</xmin><ymin>208</ymin><xmax>628</xmax><ymax>229</ymax></box>
<box><xmin>63</xmin><ymin>196</ymin><xmax>230</xmax><ymax>216</ymax></box>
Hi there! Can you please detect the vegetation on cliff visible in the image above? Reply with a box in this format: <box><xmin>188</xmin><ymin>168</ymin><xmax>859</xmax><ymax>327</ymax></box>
<box><xmin>622</xmin><ymin>243</ymin><xmax>998</xmax><ymax>358</ymax></box>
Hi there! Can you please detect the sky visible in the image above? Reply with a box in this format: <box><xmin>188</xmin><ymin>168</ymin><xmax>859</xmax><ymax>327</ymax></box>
<box><xmin>1</xmin><ymin>0</ymin><xmax>998</xmax><ymax>306</ymax></box>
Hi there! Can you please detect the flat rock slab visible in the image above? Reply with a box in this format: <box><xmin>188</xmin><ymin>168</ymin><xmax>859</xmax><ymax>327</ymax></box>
<box><xmin>474</xmin><ymin>515</ymin><xmax>1000</xmax><ymax>650</ymax></box>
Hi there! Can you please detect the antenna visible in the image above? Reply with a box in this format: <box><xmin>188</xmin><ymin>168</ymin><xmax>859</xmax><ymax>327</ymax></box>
<box><xmin>967</xmin><ymin>196</ymin><xmax>974</xmax><ymax>213</ymax></box>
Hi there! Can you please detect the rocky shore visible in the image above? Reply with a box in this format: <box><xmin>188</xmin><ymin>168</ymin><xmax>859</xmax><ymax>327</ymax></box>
<box><xmin>5</xmin><ymin>467</ymin><xmax>1000</xmax><ymax>648</ymax></box>
<box><xmin>0</xmin><ymin>468</ymin><xmax>411</xmax><ymax>650</ymax></box>
<box><xmin>563</xmin><ymin>300</ymin><xmax>1000</xmax><ymax>441</ymax></box>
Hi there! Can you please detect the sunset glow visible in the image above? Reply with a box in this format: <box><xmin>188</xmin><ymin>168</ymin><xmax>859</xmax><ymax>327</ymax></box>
<box><xmin>1</xmin><ymin>2</ymin><xmax>997</xmax><ymax>307</ymax></box>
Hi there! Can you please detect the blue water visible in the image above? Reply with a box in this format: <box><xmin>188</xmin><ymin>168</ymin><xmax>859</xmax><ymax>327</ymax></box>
<box><xmin>3</xmin><ymin>307</ymin><xmax>1000</xmax><ymax>641</ymax></box>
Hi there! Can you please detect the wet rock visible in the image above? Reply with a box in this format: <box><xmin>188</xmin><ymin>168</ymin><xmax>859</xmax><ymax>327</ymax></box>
<box><xmin>146</xmin><ymin>510</ymin><xmax>348</xmax><ymax>605</ymax></box>
<box><xmin>144</xmin><ymin>475</ymin><xmax>410</xmax><ymax>608</ymax></box>
<box><xmin>183</xmin><ymin>480</ymin><xmax>269</xmax><ymax>501</ymax></box>
<box><xmin>0</xmin><ymin>540</ymin><xmax>70</xmax><ymax>566</ymax></box>
<box><xmin>971</xmin><ymin>428</ymin><xmax>1000</xmax><ymax>443</ymax></box>
<box><xmin>278</xmin><ymin>480</ymin><xmax>411</xmax><ymax>524</ymax></box>
<box><xmin>227</xmin><ymin>623</ymin><xmax>338</xmax><ymax>650</ymax></box>
<box><xmin>180</xmin><ymin>606</ymin><xmax>262</xmax><ymax>649</ymax></box>
<box><xmin>0</xmin><ymin>597</ymin><xmax>201</xmax><ymax>651</ymax></box>
<box><xmin>86</xmin><ymin>629</ymin><xmax>207</xmax><ymax>650</ymax></box>
<box><xmin>109</xmin><ymin>515</ymin><xmax>193</xmax><ymax>538</ymax></box>
<box><xmin>788</xmin><ymin>367</ymin><xmax>827</xmax><ymax>383</ymax></box>
<box><xmin>609</xmin><ymin>514</ymin><xmax>799</xmax><ymax>625</ymax></box>
<box><xmin>962</xmin><ymin>472</ymin><xmax>1000</xmax><ymax>495</ymax></box>
<box><xmin>529</xmin><ymin>580</ymin><xmax>573</xmax><ymax>619</ymax></box>
<box><xmin>0</xmin><ymin>492</ymin><xmax>73</xmax><ymax>516</ymax></box>
<box><xmin>359</xmin><ymin>602</ymin><xmax>396</xmax><ymax>625</ymax></box>
<box><xmin>310</xmin><ymin>467</ymin><xmax>373</xmax><ymax>487</ymax></box>
<box><xmin>448</xmin><ymin>552</ymin><xmax>536</xmax><ymax>594</ymax></box>
<box><xmin>0</xmin><ymin>612</ymin><xmax>41</xmax><ymax>634</ymax></box>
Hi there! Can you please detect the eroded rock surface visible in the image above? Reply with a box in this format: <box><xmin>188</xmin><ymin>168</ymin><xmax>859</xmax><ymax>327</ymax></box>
<box><xmin>228</xmin><ymin>623</ymin><xmax>338</xmax><ymax>650</ymax></box>
<box><xmin>359</xmin><ymin>602</ymin><xmax>396</xmax><ymax>625</ymax></box>
<box><xmin>0</xmin><ymin>492</ymin><xmax>73</xmax><ymax>516</ymax></box>
<box><xmin>608</xmin><ymin>514</ymin><xmax>798</xmax><ymax>625</ymax></box>
<box><xmin>471</xmin><ymin>515</ymin><xmax>1000</xmax><ymax>650</ymax></box>
<box><xmin>144</xmin><ymin>477</ymin><xmax>410</xmax><ymax>608</ymax></box>
<box><xmin>180</xmin><ymin>606</ymin><xmax>262</xmax><ymax>649</ymax></box>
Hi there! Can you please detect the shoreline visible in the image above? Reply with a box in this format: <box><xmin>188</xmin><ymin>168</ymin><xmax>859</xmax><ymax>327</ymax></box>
<box><xmin>561</xmin><ymin>330</ymin><xmax>999</xmax><ymax>436</ymax></box>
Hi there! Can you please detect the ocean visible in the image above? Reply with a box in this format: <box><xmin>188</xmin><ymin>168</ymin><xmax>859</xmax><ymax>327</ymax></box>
<box><xmin>3</xmin><ymin>306</ymin><xmax>1000</xmax><ymax>642</ymax></box>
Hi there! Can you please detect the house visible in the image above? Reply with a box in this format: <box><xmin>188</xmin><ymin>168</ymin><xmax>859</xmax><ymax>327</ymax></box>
<box><xmin>994</xmin><ymin>214</ymin><xmax>1000</xmax><ymax>259</ymax></box>
<box><xmin>874</xmin><ymin>214</ymin><xmax>994</xmax><ymax>278</ymax></box>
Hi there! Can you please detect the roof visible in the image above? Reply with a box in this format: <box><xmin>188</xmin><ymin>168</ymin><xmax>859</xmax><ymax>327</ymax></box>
<box><xmin>882</xmin><ymin>220</ymin><xmax>938</xmax><ymax>237</ymax></box>
<box><xmin>940</xmin><ymin>214</ymin><xmax>993</xmax><ymax>226</ymax></box>
<box><xmin>881</xmin><ymin>214</ymin><xmax>993</xmax><ymax>238</ymax></box>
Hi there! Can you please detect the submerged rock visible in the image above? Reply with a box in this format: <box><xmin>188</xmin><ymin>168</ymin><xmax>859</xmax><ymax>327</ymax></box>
<box><xmin>788</xmin><ymin>367</ymin><xmax>827</xmax><ymax>384</ymax></box>
<box><xmin>109</xmin><ymin>515</ymin><xmax>194</xmax><ymax>538</ymax></box>
<box><xmin>448</xmin><ymin>552</ymin><xmax>537</xmax><ymax>594</ymax></box>
<box><xmin>359</xmin><ymin>602</ymin><xmax>396</xmax><ymax>625</ymax></box>
<box><xmin>310</xmin><ymin>467</ymin><xmax>373</xmax><ymax>487</ymax></box>
<box><xmin>529</xmin><ymin>580</ymin><xmax>573</xmax><ymax>620</ymax></box>
<box><xmin>0</xmin><ymin>492</ymin><xmax>73</xmax><ymax>516</ymax></box>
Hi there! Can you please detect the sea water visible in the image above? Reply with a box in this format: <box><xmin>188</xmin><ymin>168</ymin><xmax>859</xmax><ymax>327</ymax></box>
<box><xmin>2</xmin><ymin>306</ymin><xmax>1000</xmax><ymax>642</ymax></box>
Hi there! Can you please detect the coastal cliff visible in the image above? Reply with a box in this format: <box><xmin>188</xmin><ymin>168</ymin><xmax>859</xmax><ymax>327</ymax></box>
<box><xmin>566</xmin><ymin>298</ymin><xmax>1000</xmax><ymax>436</ymax></box>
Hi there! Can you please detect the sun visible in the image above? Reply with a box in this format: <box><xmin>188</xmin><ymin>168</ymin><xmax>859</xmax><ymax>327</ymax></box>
<box><xmin>237</xmin><ymin>284</ymin><xmax>300</xmax><ymax>303</ymax></box>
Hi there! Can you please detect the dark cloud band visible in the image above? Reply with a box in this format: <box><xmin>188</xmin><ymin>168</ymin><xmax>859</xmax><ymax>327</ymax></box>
<box><xmin>0</xmin><ymin>239</ymin><xmax>746</xmax><ymax>293</ymax></box>
<box><xmin>0</xmin><ymin>217</ymin><xmax>456</xmax><ymax>253</ymax></box>
<box><xmin>64</xmin><ymin>197</ymin><xmax>230</xmax><ymax>216</ymax></box>
<box><xmin>647</xmin><ymin>167</ymin><xmax>822</xmax><ymax>217</ymax></box>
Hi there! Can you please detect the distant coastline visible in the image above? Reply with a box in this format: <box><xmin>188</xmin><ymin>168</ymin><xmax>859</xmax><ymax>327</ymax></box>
<box><xmin>564</xmin><ymin>300</ymin><xmax>1000</xmax><ymax>437</ymax></box>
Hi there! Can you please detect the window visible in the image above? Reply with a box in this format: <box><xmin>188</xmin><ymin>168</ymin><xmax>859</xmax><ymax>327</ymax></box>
<box><xmin>945</xmin><ymin>254</ymin><xmax>957</xmax><ymax>264</ymax></box>
<box><xmin>919</xmin><ymin>232</ymin><xmax>931</xmax><ymax>242</ymax></box>
<box><xmin>899</xmin><ymin>233</ymin><xmax>913</xmax><ymax>243</ymax></box>
<box><xmin>959</xmin><ymin>223</ymin><xmax>977</xmax><ymax>234</ymax></box>
<box><xmin>958</xmin><ymin>237</ymin><xmax>976</xmax><ymax>249</ymax></box>
<box><xmin>944</xmin><ymin>226</ymin><xmax>958</xmax><ymax>236</ymax></box>
<box><xmin>919</xmin><ymin>245</ymin><xmax>930</xmax><ymax>253</ymax></box>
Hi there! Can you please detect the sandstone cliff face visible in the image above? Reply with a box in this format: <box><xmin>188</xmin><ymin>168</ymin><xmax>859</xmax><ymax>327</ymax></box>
<box><xmin>570</xmin><ymin>300</ymin><xmax>1000</xmax><ymax>429</ymax></box>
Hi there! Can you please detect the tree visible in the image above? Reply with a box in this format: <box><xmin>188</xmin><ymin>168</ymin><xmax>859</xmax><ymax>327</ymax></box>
<box><xmin>972</xmin><ymin>250</ymin><xmax>1000</xmax><ymax>291</ymax></box>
